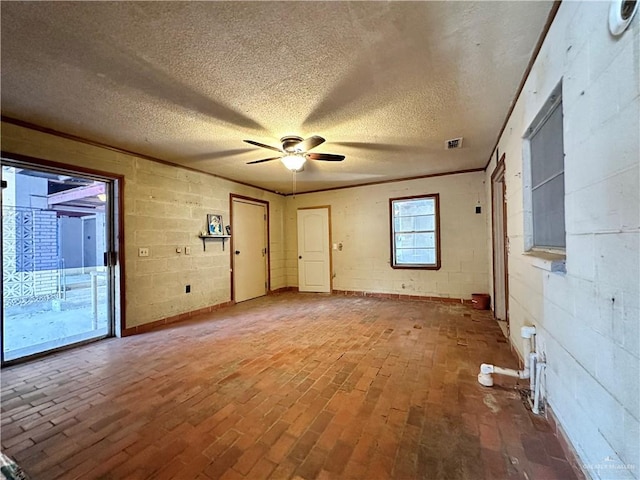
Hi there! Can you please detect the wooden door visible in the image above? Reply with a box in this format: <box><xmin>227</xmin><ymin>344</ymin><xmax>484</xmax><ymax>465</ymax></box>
<box><xmin>491</xmin><ymin>156</ymin><xmax>509</xmax><ymax>326</ymax></box>
<box><xmin>297</xmin><ymin>207</ymin><xmax>331</xmax><ymax>293</ymax></box>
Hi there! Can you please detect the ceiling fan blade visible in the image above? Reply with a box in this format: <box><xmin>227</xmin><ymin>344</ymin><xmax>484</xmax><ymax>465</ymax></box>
<box><xmin>306</xmin><ymin>152</ymin><xmax>345</xmax><ymax>162</ymax></box>
<box><xmin>244</xmin><ymin>140</ymin><xmax>282</xmax><ymax>153</ymax></box>
<box><xmin>246</xmin><ymin>157</ymin><xmax>281</xmax><ymax>165</ymax></box>
<box><xmin>296</xmin><ymin>135</ymin><xmax>325</xmax><ymax>152</ymax></box>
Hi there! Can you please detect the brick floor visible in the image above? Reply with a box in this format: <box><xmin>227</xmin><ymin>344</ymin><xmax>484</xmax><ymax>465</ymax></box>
<box><xmin>1</xmin><ymin>292</ymin><xmax>581</xmax><ymax>479</ymax></box>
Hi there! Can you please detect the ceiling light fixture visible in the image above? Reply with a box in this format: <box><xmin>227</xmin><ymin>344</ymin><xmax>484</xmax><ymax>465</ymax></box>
<box><xmin>281</xmin><ymin>154</ymin><xmax>306</xmax><ymax>172</ymax></box>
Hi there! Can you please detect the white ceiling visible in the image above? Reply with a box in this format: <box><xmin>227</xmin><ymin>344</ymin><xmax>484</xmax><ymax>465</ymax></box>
<box><xmin>1</xmin><ymin>1</ymin><xmax>554</xmax><ymax>194</ymax></box>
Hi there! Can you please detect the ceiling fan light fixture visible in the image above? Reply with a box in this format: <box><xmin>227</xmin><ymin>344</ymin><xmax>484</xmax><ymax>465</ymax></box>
<box><xmin>281</xmin><ymin>154</ymin><xmax>306</xmax><ymax>172</ymax></box>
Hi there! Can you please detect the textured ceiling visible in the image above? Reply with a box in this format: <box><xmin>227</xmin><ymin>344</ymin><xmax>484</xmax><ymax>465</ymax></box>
<box><xmin>1</xmin><ymin>1</ymin><xmax>554</xmax><ymax>194</ymax></box>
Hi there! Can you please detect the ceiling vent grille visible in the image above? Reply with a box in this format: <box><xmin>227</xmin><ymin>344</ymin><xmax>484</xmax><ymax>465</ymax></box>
<box><xmin>445</xmin><ymin>137</ymin><xmax>463</xmax><ymax>150</ymax></box>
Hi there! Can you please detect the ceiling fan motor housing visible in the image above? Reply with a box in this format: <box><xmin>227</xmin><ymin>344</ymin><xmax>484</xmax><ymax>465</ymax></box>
<box><xmin>281</xmin><ymin>136</ymin><xmax>304</xmax><ymax>153</ymax></box>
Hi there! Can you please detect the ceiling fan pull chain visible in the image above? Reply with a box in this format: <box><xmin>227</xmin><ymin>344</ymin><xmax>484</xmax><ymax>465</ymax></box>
<box><xmin>292</xmin><ymin>171</ymin><xmax>296</xmax><ymax>198</ymax></box>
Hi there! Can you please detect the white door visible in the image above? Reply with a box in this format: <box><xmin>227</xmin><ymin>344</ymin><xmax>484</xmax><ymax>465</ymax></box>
<box><xmin>297</xmin><ymin>208</ymin><xmax>331</xmax><ymax>293</ymax></box>
<box><xmin>233</xmin><ymin>199</ymin><xmax>267</xmax><ymax>302</ymax></box>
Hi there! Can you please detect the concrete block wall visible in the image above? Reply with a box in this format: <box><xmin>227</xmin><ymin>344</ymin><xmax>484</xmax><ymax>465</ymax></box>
<box><xmin>33</xmin><ymin>210</ymin><xmax>58</xmax><ymax>272</ymax></box>
<box><xmin>285</xmin><ymin>171</ymin><xmax>489</xmax><ymax>299</ymax></box>
<box><xmin>33</xmin><ymin>209</ymin><xmax>59</xmax><ymax>297</ymax></box>
<box><xmin>1</xmin><ymin>121</ymin><xmax>286</xmax><ymax>329</ymax></box>
<box><xmin>485</xmin><ymin>3</ymin><xmax>639</xmax><ymax>478</ymax></box>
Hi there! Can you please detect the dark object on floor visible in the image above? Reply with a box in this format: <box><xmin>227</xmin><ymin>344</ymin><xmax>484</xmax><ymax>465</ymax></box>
<box><xmin>1</xmin><ymin>452</ymin><xmax>29</xmax><ymax>480</ymax></box>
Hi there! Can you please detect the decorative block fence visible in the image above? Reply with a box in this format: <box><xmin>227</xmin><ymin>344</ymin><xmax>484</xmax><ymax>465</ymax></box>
<box><xmin>2</xmin><ymin>206</ymin><xmax>60</xmax><ymax>306</ymax></box>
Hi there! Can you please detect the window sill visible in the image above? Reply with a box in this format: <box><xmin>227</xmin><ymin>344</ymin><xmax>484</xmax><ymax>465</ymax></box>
<box><xmin>523</xmin><ymin>250</ymin><xmax>566</xmax><ymax>273</ymax></box>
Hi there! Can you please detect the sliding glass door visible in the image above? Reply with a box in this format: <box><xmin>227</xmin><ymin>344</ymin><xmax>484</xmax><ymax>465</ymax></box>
<box><xmin>1</xmin><ymin>160</ymin><xmax>116</xmax><ymax>363</ymax></box>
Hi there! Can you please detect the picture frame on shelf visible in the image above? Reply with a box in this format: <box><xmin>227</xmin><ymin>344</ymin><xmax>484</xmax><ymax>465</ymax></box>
<box><xmin>207</xmin><ymin>214</ymin><xmax>224</xmax><ymax>235</ymax></box>
<box><xmin>225</xmin><ymin>225</ymin><xmax>231</xmax><ymax>236</ymax></box>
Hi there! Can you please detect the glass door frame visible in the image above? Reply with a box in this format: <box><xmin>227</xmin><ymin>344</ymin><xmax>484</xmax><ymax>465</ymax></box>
<box><xmin>1</xmin><ymin>153</ymin><xmax>124</xmax><ymax>366</ymax></box>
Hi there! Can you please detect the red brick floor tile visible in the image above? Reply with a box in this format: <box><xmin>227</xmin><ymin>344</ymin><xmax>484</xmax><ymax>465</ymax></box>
<box><xmin>316</xmin><ymin>421</ymin><xmax>345</xmax><ymax>452</ymax></box>
<box><xmin>267</xmin><ymin>432</ymin><xmax>298</xmax><ymax>464</ymax></box>
<box><xmin>233</xmin><ymin>442</ymin><xmax>269</xmax><ymax>475</ymax></box>
<box><xmin>295</xmin><ymin>445</ymin><xmax>329</xmax><ymax>479</ymax></box>
<box><xmin>0</xmin><ymin>293</ymin><xmax>582</xmax><ymax>480</ymax></box>
<box><xmin>246</xmin><ymin>456</ymin><xmax>277</xmax><ymax>480</ymax></box>
<box><xmin>323</xmin><ymin>439</ymin><xmax>355</xmax><ymax>475</ymax></box>
<box><xmin>268</xmin><ymin>460</ymin><xmax>297</xmax><ymax>479</ymax></box>
<box><xmin>203</xmin><ymin>445</ymin><xmax>243</xmax><ymax>480</ymax></box>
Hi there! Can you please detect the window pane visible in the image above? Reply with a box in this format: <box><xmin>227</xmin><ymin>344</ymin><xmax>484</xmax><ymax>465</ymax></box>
<box><xmin>395</xmin><ymin>215</ymin><xmax>435</xmax><ymax>233</ymax></box>
<box><xmin>395</xmin><ymin>232</ymin><xmax>435</xmax><ymax>249</ymax></box>
<box><xmin>395</xmin><ymin>233</ymin><xmax>415</xmax><ymax>247</ymax></box>
<box><xmin>527</xmin><ymin>90</ymin><xmax>565</xmax><ymax>251</ymax></box>
<box><xmin>532</xmin><ymin>173</ymin><xmax>565</xmax><ymax>248</ymax></box>
<box><xmin>395</xmin><ymin>216</ymin><xmax>414</xmax><ymax>232</ymax></box>
<box><xmin>531</xmin><ymin>104</ymin><xmax>564</xmax><ymax>188</ymax></box>
<box><xmin>414</xmin><ymin>232</ymin><xmax>435</xmax><ymax>248</ymax></box>
<box><xmin>390</xmin><ymin>195</ymin><xmax>439</xmax><ymax>268</ymax></box>
<box><xmin>415</xmin><ymin>215</ymin><xmax>435</xmax><ymax>231</ymax></box>
<box><xmin>396</xmin><ymin>199</ymin><xmax>434</xmax><ymax>216</ymax></box>
<box><xmin>396</xmin><ymin>248</ymin><xmax>435</xmax><ymax>265</ymax></box>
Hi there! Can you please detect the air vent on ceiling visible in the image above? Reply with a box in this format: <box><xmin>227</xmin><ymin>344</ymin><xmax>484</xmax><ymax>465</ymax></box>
<box><xmin>445</xmin><ymin>137</ymin><xmax>463</xmax><ymax>150</ymax></box>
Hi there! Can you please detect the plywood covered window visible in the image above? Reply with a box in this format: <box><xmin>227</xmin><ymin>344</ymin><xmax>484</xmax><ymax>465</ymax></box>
<box><xmin>390</xmin><ymin>194</ymin><xmax>440</xmax><ymax>269</ymax></box>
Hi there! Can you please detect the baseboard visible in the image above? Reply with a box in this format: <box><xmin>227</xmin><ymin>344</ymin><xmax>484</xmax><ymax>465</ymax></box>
<box><xmin>121</xmin><ymin>300</ymin><xmax>235</xmax><ymax>336</ymax></box>
<box><xmin>332</xmin><ymin>289</ymin><xmax>473</xmax><ymax>305</ymax></box>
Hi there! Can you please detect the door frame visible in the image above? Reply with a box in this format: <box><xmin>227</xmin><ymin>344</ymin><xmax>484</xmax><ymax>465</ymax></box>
<box><xmin>229</xmin><ymin>194</ymin><xmax>270</xmax><ymax>302</ymax></box>
<box><xmin>297</xmin><ymin>205</ymin><xmax>332</xmax><ymax>293</ymax></box>
<box><xmin>490</xmin><ymin>153</ymin><xmax>509</xmax><ymax>331</ymax></box>
<box><xmin>1</xmin><ymin>152</ymin><xmax>125</xmax><ymax>365</ymax></box>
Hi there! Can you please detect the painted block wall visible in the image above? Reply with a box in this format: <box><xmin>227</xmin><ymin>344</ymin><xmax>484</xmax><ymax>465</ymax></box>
<box><xmin>1</xmin><ymin>121</ymin><xmax>287</xmax><ymax>328</ymax></box>
<box><xmin>485</xmin><ymin>3</ymin><xmax>639</xmax><ymax>478</ymax></box>
<box><xmin>285</xmin><ymin>171</ymin><xmax>489</xmax><ymax>299</ymax></box>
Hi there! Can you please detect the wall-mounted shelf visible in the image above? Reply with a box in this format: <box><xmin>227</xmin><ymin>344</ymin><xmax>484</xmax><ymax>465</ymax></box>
<box><xmin>198</xmin><ymin>234</ymin><xmax>231</xmax><ymax>251</ymax></box>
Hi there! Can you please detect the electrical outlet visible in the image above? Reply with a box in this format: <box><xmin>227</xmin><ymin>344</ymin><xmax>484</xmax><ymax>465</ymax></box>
<box><xmin>185</xmin><ymin>285</ymin><xmax>191</xmax><ymax>293</ymax></box>
<box><xmin>475</xmin><ymin>205</ymin><xmax>482</xmax><ymax>214</ymax></box>
<box><xmin>185</xmin><ymin>246</ymin><xmax>191</xmax><ymax>255</ymax></box>
<box><xmin>138</xmin><ymin>247</ymin><xmax>149</xmax><ymax>257</ymax></box>
<box><xmin>176</xmin><ymin>247</ymin><xmax>182</xmax><ymax>254</ymax></box>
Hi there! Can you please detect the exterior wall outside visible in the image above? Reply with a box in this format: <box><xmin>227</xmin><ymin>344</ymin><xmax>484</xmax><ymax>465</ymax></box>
<box><xmin>285</xmin><ymin>171</ymin><xmax>489</xmax><ymax>300</ymax></box>
<box><xmin>486</xmin><ymin>2</ymin><xmax>639</xmax><ymax>478</ymax></box>
<box><xmin>2</xmin><ymin>168</ymin><xmax>59</xmax><ymax>302</ymax></box>
<box><xmin>1</xmin><ymin>121</ymin><xmax>287</xmax><ymax>328</ymax></box>
<box><xmin>60</xmin><ymin>217</ymin><xmax>83</xmax><ymax>269</ymax></box>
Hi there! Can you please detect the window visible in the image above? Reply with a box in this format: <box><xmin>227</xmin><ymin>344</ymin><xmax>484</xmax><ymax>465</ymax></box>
<box><xmin>523</xmin><ymin>83</ymin><xmax>566</xmax><ymax>251</ymax></box>
<box><xmin>390</xmin><ymin>194</ymin><xmax>440</xmax><ymax>269</ymax></box>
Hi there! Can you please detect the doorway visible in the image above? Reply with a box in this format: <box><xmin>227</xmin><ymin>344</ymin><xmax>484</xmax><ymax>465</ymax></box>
<box><xmin>297</xmin><ymin>207</ymin><xmax>331</xmax><ymax>293</ymax></box>
<box><xmin>231</xmin><ymin>195</ymin><xmax>269</xmax><ymax>303</ymax></box>
<box><xmin>491</xmin><ymin>155</ymin><xmax>509</xmax><ymax>335</ymax></box>
<box><xmin>1</xmin><ymin>158</ymin><xmax>119</xmax><ymax>364</ymax></box>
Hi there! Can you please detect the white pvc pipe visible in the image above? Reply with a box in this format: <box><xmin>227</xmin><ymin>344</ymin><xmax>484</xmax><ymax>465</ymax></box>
<box><xmin>478</xmin><ymin>326</ymin><xmax>537</xmax><ymax>388</ymax></box>
<box><xmin>529</xmin><ymin>352</ymin><xmax>538</xmax><ymax>397</ymax></box>
<box><xmin>493</xmin><ymin>365</ymin><xmax>527</xmax><ymax>378</ymax></box>
<box><xmin>523</xmin><ymin>335</ymin><xmax>531</xmax><ymax>370</ymax></box>
<box><xmin>480</xmin><ymin>363</ymin><xmax>530</xmax><ymax>379</ymax></box>
<box><xmin>533</xmin><ymin>362</ymin><xmax>546</xmax><ymax>414</ymax></box>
